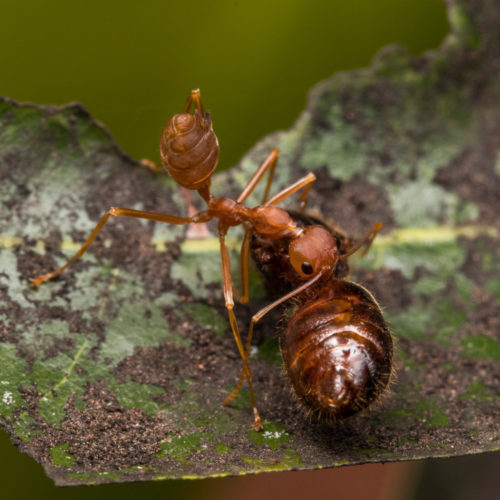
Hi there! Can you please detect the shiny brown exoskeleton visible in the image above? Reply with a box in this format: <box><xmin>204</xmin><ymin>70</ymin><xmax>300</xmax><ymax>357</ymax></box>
<box><xmin>160</xmin><ymin>94</ymin><xmax>219</xmax><ymax>190</ymax></box>
<box><xmin>251</xmin><ymin>211</ymin><xmax>393</xmax><ymax>420</ymax></box>
<box><xmin>29</xmin><ymin>89</ymin><xmax>391</xmax><ymax>429</ymax></box>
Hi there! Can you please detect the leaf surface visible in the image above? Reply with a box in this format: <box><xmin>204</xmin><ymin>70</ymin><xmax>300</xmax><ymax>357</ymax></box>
<box><xmin>0</xmin><ymin>0</ymin><xmax>499</xmax><ymax>486</ymax></box>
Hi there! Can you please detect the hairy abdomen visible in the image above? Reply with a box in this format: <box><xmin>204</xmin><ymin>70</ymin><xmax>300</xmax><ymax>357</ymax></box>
<box><xmin>282</xmin><ymin>279</ymin><xmax>393</xmax><ymax>420</ymax></box>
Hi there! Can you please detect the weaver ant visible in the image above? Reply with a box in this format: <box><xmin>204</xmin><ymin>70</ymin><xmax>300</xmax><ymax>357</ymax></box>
<box><xmin>30</xmin><ymin>90</ymin><xmax>392</xmax><ymax>429</ymax></box>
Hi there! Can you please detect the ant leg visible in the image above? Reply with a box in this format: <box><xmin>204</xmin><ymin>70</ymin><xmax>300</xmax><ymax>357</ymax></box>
<box><xmin>297</xmin><ymin>178</ymin><xmax>314</xmax><ymax>212</ymax></box>
<box><xmin>225</xmin><ymin>272</ymin><xmax>324</xmax><ymax>404</ymax></box>
<box><xmin>343</xmin><ymin>222</ymin><xmax>383</xmax><ymax>259</ymax></box>
<box><xmin>219</xmin><ymin>227</ymin><xmax>262</xmax><ymax>430</ymax></box>
<box><xmin>225</xmin><ymin>227</ymin><xmax>253</xmax><ymax>401</ymax></box>
<box><xmin>237</xmin><ymin>227</ymin><xmax>253</xmax><ymax>304</ymax></box>
<box><xmin>184</xmin><ymin>89</ymin><xmax>204</xmax><ymax>114</ymax></box>
<box><xmin>237</xmin><ymin>149</ymin><xmax>280</xmax><ymax>204</ymax></box>
<box><xmin>30</xmin><ymin>207</ymin><xmax>212</xmax><ymax>287</ymax></box>
<box><xmin>139</xmin><ymin>158</ymin><xmax>163</xmax><ymax>173</ymax></box>
<box><xmin>265</xmin><ymin>173</ymin><xmax>316</xmax><ymax>207</ymax></box>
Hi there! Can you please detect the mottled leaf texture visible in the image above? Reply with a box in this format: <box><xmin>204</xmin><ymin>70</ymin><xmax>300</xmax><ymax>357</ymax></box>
<box><xmin>0</xmin><ymin>0</ymin><xmax>499</xmax><ymax>487</ymax></box>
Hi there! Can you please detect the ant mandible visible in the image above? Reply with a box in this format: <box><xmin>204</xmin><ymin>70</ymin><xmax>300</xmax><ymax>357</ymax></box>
<box><xmin>30</xmin><ymin>90</ymin><xmax>383</xmax><ymax>430</ymax></box>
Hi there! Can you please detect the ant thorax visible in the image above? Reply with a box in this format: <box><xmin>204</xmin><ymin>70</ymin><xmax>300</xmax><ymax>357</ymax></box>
<box><xmin>247</xmin><ymin>206</ymin><xmax>301</xmax><ymax>239</ymax></box>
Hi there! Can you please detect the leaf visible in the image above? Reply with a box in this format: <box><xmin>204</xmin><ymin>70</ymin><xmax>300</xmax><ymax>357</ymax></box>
<box><xmin>0</xmin><ymin>0</ymin><xmax>499</xmax><ymax>487</ymax></box>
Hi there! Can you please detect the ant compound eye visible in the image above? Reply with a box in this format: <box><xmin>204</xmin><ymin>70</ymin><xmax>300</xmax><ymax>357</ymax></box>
<box><xmin>301</xmin><ymin>262</ymin><xmax>313</xmax><ymax>275</ymax></box>
<box><xmin>289</xmin><ymin>226</ymin><xmax>338</xmax><ymax>278</ymax></box>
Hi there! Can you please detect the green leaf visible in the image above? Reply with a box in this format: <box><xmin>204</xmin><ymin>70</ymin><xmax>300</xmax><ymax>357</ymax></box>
<box><xmin>0</xmin><ymin>0</ymin><xmax>499</xmax><ymax>487</ymax></box>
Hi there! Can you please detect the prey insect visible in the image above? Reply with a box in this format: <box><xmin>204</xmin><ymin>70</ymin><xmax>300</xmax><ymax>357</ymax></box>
<box><xmin>30</xmin><ymin>89</ymin><xmax>392</xmax><ymax>429</ymax></box>
<box><xmin>250</xmin><ymin>211</ymin><xmax>393</xmax><ymax>420</ymax></box>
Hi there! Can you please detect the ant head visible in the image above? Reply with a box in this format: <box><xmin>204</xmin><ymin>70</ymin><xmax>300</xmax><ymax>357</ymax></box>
<box><xmin>289</xmin><ymin>226</ymin><xmax>340</xmax><ymax>279</ymax></box>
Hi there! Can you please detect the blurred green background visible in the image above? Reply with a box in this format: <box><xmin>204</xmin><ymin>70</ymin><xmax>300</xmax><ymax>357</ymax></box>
<box><xmin>0</xmin><ymin>0</ymin><xmax>473</xmax><ymax>498</ymax></box>
<box><xmin>1</xmin><ymin>0</ymin><xmax>447</xmax><ymax>169</ymax></box>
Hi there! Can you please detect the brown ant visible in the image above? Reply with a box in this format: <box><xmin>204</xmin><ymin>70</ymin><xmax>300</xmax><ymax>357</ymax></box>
<box><xmin>30</xmin><ymin>89</ymin><xmax>392</xmax><ymax>429</ymax></box>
